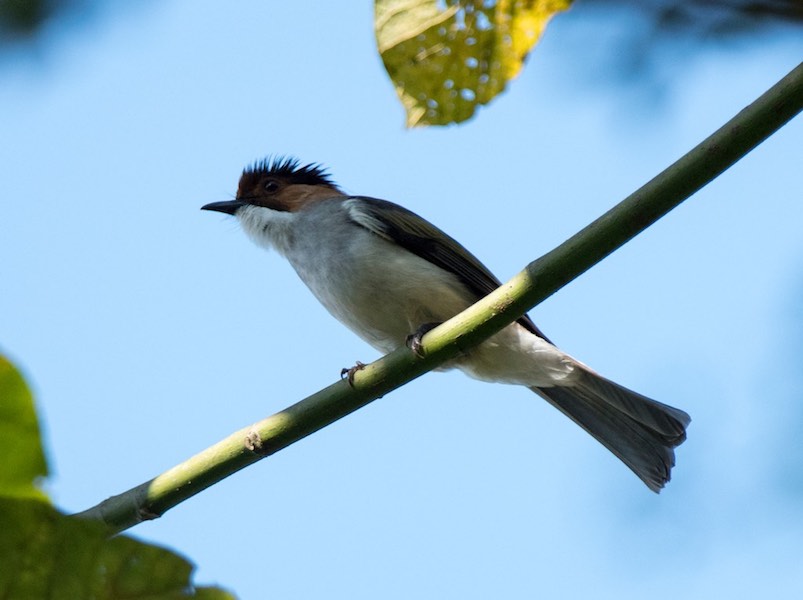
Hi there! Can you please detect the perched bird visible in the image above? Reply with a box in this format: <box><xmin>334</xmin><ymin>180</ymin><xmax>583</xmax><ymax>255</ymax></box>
<box><xmin>202</xmin><ymin>157</ymin><xmax>690</xmax><ymax>492</ymax></box>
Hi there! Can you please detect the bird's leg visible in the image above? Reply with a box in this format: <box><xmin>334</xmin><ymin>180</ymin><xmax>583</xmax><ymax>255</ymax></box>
<box><xmin>406</xmin><ymin>322</ymin><xmax>442</xmax><ymax>358</ymax></box>
<box><xmin>340</xmin><ymin>361</ymin><xmax>366</xmax><ymax>387</ymax></box>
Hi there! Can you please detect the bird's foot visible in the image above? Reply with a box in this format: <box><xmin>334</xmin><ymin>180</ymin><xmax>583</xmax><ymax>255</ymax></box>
<box><xmin>405</xmin><ymin>322</ymin><xmax>442</xmax><ymax>358</ymax></box>
<box><xmin>340</xmin><ymin>361</ymin><xmax>366</xmax><ymax>387</ymax></box>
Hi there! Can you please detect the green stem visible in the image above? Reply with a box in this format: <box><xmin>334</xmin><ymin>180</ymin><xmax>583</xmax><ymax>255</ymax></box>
<box><xmin>75</xmin><ymin>61</ymin><xmax>803</xmax><ymax>534</ymax></box>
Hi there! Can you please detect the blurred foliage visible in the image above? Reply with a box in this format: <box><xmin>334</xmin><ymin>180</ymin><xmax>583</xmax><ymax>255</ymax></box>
<box><xmin>0</xmin><ymin>354</ymin><xmax>49</xmax><ymax>501</ymax></box>
<box><xmin>377</xmin><ymin>0</ymin><xmax>570</xmax><ymax>127</ymax></box>
<box><xmin>0</xmin><ymin>0</ymin><xmax>50</xmax><ymax>34</ymax></box>
<box><xmin>0</xmin><ymin>0</ymin><xmax>85</xmax><ymax>42</ymax></box>
<box><xmin>0</xmin><ymin>352</ymin><xmax>236</xmax><ymax>599</ymax></box>
<box><xmin>1</xmin><ymin>0</ymin><xmax>799</xmax><ymax>44</ymax></box>
<box><xmin>602</xmin><ymin>0</ymin><xmax>803</xmax><ymax>35</ymax></box>
<box><xmin>1</xmin><ymin>0</ymin><xmax>800</xmax><ymax>51</ymax></box>
<box><xmin>0</xmin><ymin>499</ymin><xmax>236</xmax><ymax>599</ymax></box>
<box><xmin>1</xmin><ymin>0</ymin><xmax>799</xmax><ymax>123</ymax></box>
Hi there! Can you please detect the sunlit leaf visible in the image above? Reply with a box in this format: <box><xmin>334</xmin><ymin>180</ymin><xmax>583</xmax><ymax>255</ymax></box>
<box><xmin>376</xmin><ymin>0</ymin><xmax>571</xmax><ymax>126</ymax></box>
<box><xmin>0</xmin><ymin>353</ymin><xmax>48</xmax><ymax>501</ymax></box>
<box><xmin>0</xmin><ymin>498</ymin><xmax>235</xmax><ymax>599</ymax></box>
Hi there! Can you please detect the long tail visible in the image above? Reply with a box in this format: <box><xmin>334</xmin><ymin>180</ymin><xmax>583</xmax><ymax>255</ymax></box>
<box><xmin>531</xmin><ymin>367</ymin><xmax>691</xmax><ymax>492</ymax></box>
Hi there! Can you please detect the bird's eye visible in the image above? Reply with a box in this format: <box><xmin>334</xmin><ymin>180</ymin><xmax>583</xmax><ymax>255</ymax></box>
<box><xmin>263</xmin><ymin>179</ymin><xmax>280</xmax><ymax>193</ymax></box>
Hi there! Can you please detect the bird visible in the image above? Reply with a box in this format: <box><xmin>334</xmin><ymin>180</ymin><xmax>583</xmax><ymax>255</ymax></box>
<box><xmin>202</xmin><ymin>156</ymin><xmax>691</xmax><ymax>492</ymax></box>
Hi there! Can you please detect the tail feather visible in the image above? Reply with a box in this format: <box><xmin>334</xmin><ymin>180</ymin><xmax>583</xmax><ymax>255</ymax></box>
<box><xmin>532</xmin><ymin>368</ymin><xmax>691</xmax><ymax>492</ymax></box>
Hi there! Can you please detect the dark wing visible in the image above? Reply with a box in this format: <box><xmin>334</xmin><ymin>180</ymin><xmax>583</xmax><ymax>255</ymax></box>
<box><xmin>345</xmin><ymin>196</ymin><xmax>550</xmax><ymax>342</ymax></box>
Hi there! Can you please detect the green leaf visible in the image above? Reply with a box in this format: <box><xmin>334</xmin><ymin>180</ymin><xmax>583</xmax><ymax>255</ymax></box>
<box><xmin>0</xmin><ymin>352</ymin><xmax>237</xmax><ymax>598</ymax></box>
<box><xmin>0</xmin><ymin>498</ymin><xmax>235</xmax><ymax>599</ymax></box>
<box><xmin>0</xmin><ymin>352</ymin><xmax>49</xmax><ymax>501</ymax></box>
<box><xmin>376</xmin><ymin>0</ymin><xmax>571</xmax><ymax>127</ymax></box>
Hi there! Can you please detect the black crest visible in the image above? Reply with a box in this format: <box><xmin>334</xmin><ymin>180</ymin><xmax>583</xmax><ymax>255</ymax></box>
<box><xmin>240</xmin><ymin>156</ymin><xmax>340</xmax><ymax>191</ymax></box>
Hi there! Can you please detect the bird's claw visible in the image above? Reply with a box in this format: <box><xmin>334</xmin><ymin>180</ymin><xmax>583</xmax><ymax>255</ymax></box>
<box><xmin>340</xmin><ymin>361</ymin><xmax>366</xmax><ymax>387</ymax></box>
<box><xmin>405</xmin><ymin>322</ymin><xmax>442</xmax><ymax>358</ymax></box>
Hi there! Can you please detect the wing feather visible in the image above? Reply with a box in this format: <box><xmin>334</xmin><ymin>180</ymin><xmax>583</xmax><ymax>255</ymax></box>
<box><xmin>345</xmin><ymin>196</ymin><xmax>550</xmax><ymax>341</ymax></box>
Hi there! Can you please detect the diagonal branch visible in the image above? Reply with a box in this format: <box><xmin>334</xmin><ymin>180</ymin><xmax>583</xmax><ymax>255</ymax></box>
<box><xmin>75</xmin><ymin>61</ymin><xmax>803</xmax><ymax>535</ymax></box>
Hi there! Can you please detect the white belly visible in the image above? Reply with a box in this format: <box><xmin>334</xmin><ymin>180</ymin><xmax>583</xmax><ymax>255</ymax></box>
<box><xmin>288</xmin><ymin>228</ymin><xmax>474</xmax><ymax>353</ymax></box>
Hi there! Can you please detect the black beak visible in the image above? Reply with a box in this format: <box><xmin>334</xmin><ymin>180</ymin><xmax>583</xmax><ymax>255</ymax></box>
<box><xmin>201</xmin><ymin>200</ymin><xmax>246</xmax><ymax>215</ymax></box>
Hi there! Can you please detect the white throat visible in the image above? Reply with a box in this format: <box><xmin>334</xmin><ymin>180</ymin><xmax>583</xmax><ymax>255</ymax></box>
<box><xmin>238</xmin><ymin>205</ymin><xmax>297</xmax><ymax>256</ymax></box>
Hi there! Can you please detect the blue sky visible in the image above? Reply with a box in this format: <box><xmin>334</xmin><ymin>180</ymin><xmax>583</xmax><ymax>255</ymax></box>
<box><xmin>2</xmin><ymin>2</ymin><xmax>802</xmax><ymax>598</ymax></box>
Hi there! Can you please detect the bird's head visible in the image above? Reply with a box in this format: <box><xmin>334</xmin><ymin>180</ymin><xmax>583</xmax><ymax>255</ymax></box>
<box><xmin>201</xmin><ymin>156</ymin><xmax>344</xmax><ymax>216</ymax></box>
